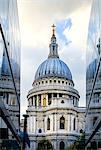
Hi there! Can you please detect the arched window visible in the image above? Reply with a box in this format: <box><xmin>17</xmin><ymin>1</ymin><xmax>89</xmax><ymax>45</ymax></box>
<box><xmin>38</xmin><ymin>129</ymin><xmax>42</xmax><ymax>133</ymax></box>
<box><xmin>60</xmin><ymin>116</ymin><xmax>65</xmax><ymax>129</ymax></box>
<box><xmin>47</xmin><ymin>118</ymin><xmax>50</xmax><ymax>130</ymax></box>
<box><xmin>73</xmin><ymin>118</ymin><xmax>76</xmax><ymax>130</ymax></box>
<box><xmin>60</xmin><ymin>141</ymin><xmax>65</xmax><ymax>150</ymax></box>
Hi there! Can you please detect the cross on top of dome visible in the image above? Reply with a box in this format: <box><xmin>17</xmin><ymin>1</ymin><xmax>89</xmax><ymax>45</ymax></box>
<box><xmin>51</xmin><ymin>24</ymin><xmax>56</xmax><ymax>37</ymax></box>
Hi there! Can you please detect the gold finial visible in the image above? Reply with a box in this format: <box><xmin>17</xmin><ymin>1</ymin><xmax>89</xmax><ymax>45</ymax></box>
<box><xmin>51</xmin><ymin>24</ymin><xmax>56</xmax><ymax>36</ymax></box>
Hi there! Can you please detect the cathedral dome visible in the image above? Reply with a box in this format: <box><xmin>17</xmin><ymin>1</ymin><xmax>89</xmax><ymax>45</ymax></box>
<box><xmin>34</xmin><ymin>25</ymin><xmax>72</xmax><ymax>81</ymax></box>
<box><xmin>35</xmin><ymin>57</ymin><xmax>72</xmax><ymax>81</ymax></box>
<box><xmin>86</xmin><ymin>59</ymin><xmax>101</xmax><ymax>80</ymax></box>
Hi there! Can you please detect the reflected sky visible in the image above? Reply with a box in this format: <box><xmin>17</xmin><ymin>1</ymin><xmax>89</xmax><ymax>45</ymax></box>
<box><xmin>86</xmin><ymin>0</ymin><xmax>101</xmax><ymax>67</ymax></box>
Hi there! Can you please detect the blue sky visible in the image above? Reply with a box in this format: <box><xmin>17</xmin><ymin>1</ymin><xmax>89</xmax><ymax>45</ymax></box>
<box><xmin>17</xmin><ymin>0</ymin><xmax>92</xmax><ymax>117</ymax></box>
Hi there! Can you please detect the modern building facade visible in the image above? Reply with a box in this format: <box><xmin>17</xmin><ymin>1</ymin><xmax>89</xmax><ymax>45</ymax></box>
<box><xmin>0</xmin><ymin>0</ymin><xmax>20</xmax><ymax>148</ymax></box>
<box><xmin>85</xmin><ymin>0</ymin><xmax>101</xmax><ymax>149</ymax></box>
<box><xmin>26</xmin><ymin>26</ymin><xmax>85</xmax><ymax>150</ymax></box>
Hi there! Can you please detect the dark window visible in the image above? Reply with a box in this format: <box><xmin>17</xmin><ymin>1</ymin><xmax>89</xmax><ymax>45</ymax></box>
<box><xmin>54</xmin><ymin>80</ymin><xmax>56</xmax><ymax>83</ymax></box>
<box><xmin>48</xmin><ymin>93</ymin><xmax>52</xmax><ymax>99</ymax></box>
<box><xmin>53</xmin><ymin>45</ymin><xmax>55</xmax><ymax>51</ymax></box>
<box><xmin>59</xmin><ymin>93</ymin><xmax>62</xmax><ymax>97</ymax></box>
<box><xmin>50</xmin><ymin>80</ymin><xmax>52</xmax><ymax>83</ymax></box>
<box><xmin>58</xmin><ymin>80</ymin><xmax>60</xmax><ymax>83</ymax></box>
<box><xmin>47</xmin><ymin>118</ymin><xmax>50</xmax><ymax>130</ymax></box>
<box><xmin>91</xmin><ymin>141</ymin><xmax>97</xmax><ymax>149</ymax></box>
<box><xmin>46</xmin><ymin>80</ymin><xmax>48</xmax><ymax>83</ymax></box>
<box><xmin>35</xmin><ymin>96</ymin><xmax>37</xmax><ymax>107</ymax></box>
<box><xmin>42</xmin><ymin>81</ymin><xmax>44</xmax><ymax>84</ymax></box>
<box><xmin>73</xmin><ymin>118</ymin><xmax>76</xmax><ymax>130</ymax></box>
<box><xmin>98</xmin><ymin>142</ymin><xmax>101</xmax><ymax>148</ymax></box>
<box><xmin>60</xmin><ymin>116</ymin><xmax>65</xmax><ymax>129</ymax></box>
<box><xmin>61</xmin><ymin>100</ymin><xmax>64</xmax><ymax>104</ymax></box>
<box><xmin>53</xmin><ymin>93</ymin><xmax>57</xmax><ymax>97</ymax></box>
<box><xmin>48</xmin><ymin>93</ymin><xmax>52</xmax><ymax>104</ymax></box>
<box><xmin>0</xmin><ymin>92</ymin><xmax>3</xmax><ymax>96</ymax></box>
<box><xmin>0</xmin><ymin>128</ymin><xmax>8</xmax><ymax>139</ymax></box>
<box><xmin>6</xmin><ymin>93</ymin><xmax>9</xmax><ymax>104</ymax></box>
<box><xmin>62</xmin><ymin>81</ymin><xmax>64</xmax><ymax>84</ymax></box>
<box><xmin>60</xmin><ymin>141</ymin><xmax>65</xmax><ymax>150</ymax></box>
<box><xmin>38</xmin><ymin>129</ymin><xmax>42</xmax><ymax>133</ymax></box>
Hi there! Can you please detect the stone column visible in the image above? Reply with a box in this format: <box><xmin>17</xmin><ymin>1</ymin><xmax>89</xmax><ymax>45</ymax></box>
<box><xmin>37</xmin><ymin>95</ymin><xmax>38</xmax><ymax>107</ymax></box>
<box><xmin>33</xmin><ymin>96</ymin><xmax>35</xmax><ymax>106</ymax></box>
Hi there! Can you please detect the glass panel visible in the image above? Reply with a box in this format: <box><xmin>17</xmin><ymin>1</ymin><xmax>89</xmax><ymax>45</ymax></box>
<box><xmin>86</xmin><ymin>0</ymin><xmax>101</xmax><ymax>149</ymax></box>
<box><xmin>0</xmin><ymin>0</ymin><xmax>20</xmax><ymax>148</ymax></box>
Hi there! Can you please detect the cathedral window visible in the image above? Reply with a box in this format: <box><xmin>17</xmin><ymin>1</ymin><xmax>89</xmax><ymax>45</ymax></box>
<box><xmin>46</xmin><ymin>80</ymin><xmax>48</xmax><ymax>83</ymax></box>
<box><xmin>58</xmin><ymin>80</ymin><xmax>60</xmax><ymax>83</ymax></box>
<box><xmin>73</xmin><ymin>118</ymin><xmax>76</xmax><ymax>130</ymax></box>
<box><xmin>53</xmin><ymin>45</ymin><xmax>55</xmax><ymax>51</ymax></box>
<box><xmin>47</xmin><ymin>118</ymin><xmax>50</xmax><ymax>130</ymax></box>
<box><xmin>60</xmin><ymin>116</ymin><xmax>65</xmax><ymax>129</ymax></box>
<box><xmin>62</xmin><ymin>81</ymin><xmax>64</xmax><ymax>84</ymax></box>
<box><xmin>54</xmin><ymin>80</ymin><xmax>56</xmax><ymax>83</ymax></box>
<box><xmin>50</xmin><ymin>80</ymin><xmax>52</xmax><ymax>83</ymax></box>
<box><xmin>59</xmin><ymin>93</ymin><xmax>62</xmax><ymax>97</ymax></box>
<box><xmin>38</xmin><ymin>129</ymin><xmax>42</xmax><ymax>133</ymax></box>
<box><xmin>53</xmin><ymin>93</ymin><xmax>57</xmax><ymax>97</ymax></box>
<box><xmin>61</xmin><ymin>100</ymin><xmax>64</xmax><ymax>104</ymax></box>
<box><xmin>60</xmin><ymin>141</ymin><xmax>65</xmax><ymax>150</ymax></box>
<box><xmin>48</xmin><ymin>94</ymin><xmax>52</xmax><ymax>105</ymax></box>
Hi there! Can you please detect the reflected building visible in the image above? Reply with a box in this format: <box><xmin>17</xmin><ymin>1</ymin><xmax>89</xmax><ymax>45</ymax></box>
<box><xmin>0</xmin><ymin>0</ymin><xmax>20</xmax><ymax>148</ymax></box>
<box><xmin>85</xmin><ymin>0</ymin><xmax>101</xmax><ymax>149</ymax></box>
<box><xmin>26</xmin><ymin>26</ymin><xmax>85</xmax><ymax>150</ymax></box>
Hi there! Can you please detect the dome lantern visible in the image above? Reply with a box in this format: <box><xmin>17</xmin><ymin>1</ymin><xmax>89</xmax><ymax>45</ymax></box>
<box><xmin>48</xmin><ymin>24</ymin><xmax>59</xmax><ymax>58</ymax></box>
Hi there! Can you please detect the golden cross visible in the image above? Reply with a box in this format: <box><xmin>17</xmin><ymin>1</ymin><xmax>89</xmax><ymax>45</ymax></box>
<box><xmin>51</xmin><ymin>24</ymin><xmax>56</xmax><ymax>35</ymax></box>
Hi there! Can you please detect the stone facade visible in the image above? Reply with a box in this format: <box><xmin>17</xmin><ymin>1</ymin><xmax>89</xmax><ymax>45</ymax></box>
<box><xmin>26</xmin><ymin>28</ymin><xmax>85</xmax><ymax>150</ymax></box>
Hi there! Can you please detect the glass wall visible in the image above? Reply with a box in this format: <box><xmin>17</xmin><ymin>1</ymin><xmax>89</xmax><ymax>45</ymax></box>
<box><xmin>0</xmin><ymin>0</ymin><xmax>20</xmax><ymax>148</ymax></box>
<box><xmin>86</xmin><ymin>0</ymin><xmax>101</xmax><ymax>149</ymax></box>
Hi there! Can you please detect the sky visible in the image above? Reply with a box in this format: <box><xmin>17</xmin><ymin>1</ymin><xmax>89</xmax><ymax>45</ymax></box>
<box><xmin>17</xmin><ymin>0</ymin><xmax>92</xmax><ymax>117</ymax></box>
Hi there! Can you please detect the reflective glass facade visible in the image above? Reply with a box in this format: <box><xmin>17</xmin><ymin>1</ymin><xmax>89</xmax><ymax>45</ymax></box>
<box><xmin>0</xmin><ymin>0</ymin><xmax>21</xmax><ymax>148</ymax></box>
<box><xmin>86</xmin><ymin>0</ymin><xmax>101</xmax><ymax>149</ymax></box>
